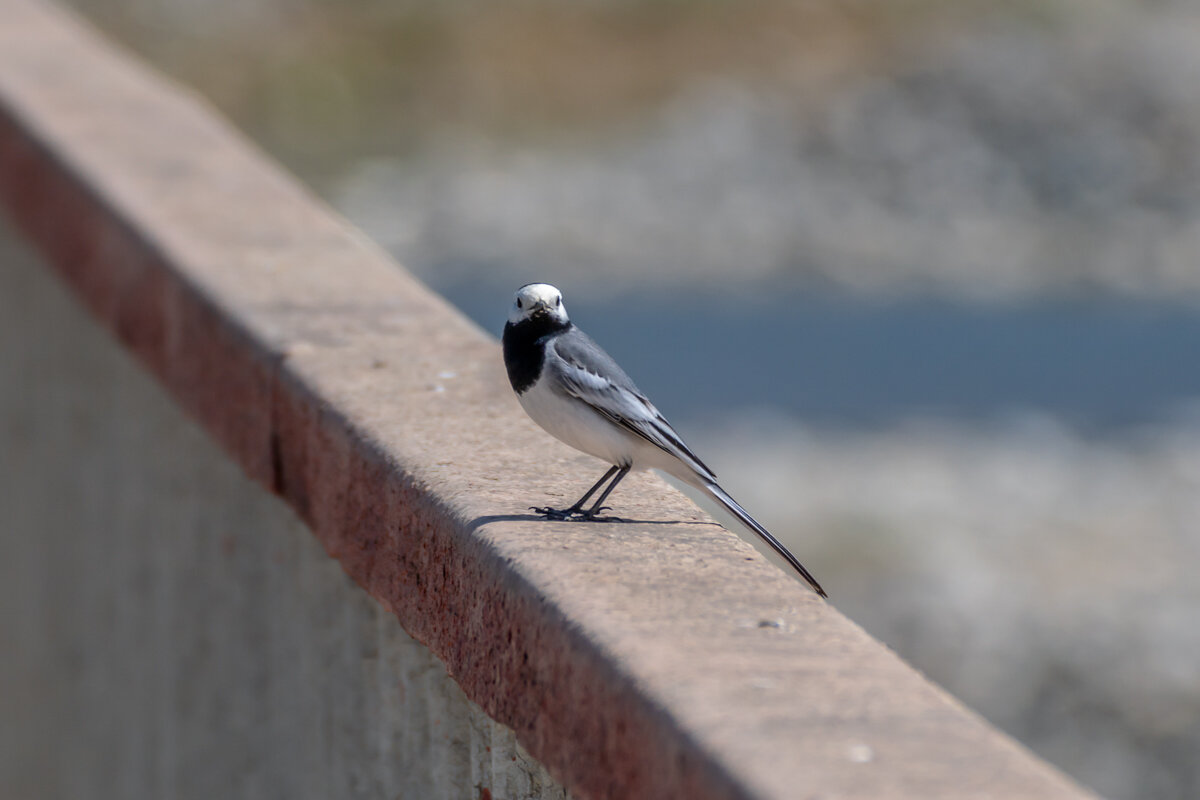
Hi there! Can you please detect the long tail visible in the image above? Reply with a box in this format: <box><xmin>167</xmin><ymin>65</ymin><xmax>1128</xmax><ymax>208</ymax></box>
<box><xmin>703</xmin><ymin>482</ymin><xmax>827</xmax><ymax>598</ymax></box>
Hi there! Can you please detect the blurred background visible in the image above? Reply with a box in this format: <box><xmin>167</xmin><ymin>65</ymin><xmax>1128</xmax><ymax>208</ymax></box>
<box><xmin>43</xmin><ymin>0</ymin><xmax>1200</xmax><ymax>797</ymax></box>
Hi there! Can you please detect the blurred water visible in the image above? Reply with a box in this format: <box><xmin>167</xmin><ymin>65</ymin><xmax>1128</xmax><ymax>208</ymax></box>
<box><xmin>449</xmin><ymin>281</ymin><xmax>1200</xmax><ymax>431</ymax></box>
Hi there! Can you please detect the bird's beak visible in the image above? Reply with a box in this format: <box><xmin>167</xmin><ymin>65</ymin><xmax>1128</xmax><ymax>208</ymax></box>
<box><xmin>530</xmin><ymin>300</ymin><xmax>551</xmax><ymax>314</ymax></box>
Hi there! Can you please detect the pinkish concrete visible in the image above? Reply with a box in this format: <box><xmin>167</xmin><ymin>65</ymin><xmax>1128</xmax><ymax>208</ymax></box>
<box><xmin>0</xmin><ymin>2</ymin><xmax>1097</xmax><ymax>798</ymax></box>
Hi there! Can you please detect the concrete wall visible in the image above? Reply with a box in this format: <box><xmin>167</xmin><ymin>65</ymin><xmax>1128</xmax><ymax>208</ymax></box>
<box><xmin>0</xmin><ymin>229</ymin><xmax>566</xmax><ymax>799</ymax></box>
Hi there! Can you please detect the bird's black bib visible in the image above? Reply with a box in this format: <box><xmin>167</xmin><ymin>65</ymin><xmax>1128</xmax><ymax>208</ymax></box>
<box><xmin>503</xmin><ymin>316</ymin><xmax>570</xmax><ymax>394</ymax></box>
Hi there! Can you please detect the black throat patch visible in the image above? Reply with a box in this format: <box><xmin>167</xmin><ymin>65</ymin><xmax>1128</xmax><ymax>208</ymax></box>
<box><xmin>503</xmin><ymin>315</ymin><xmax>570</xmax><ymax>394</ymax></box>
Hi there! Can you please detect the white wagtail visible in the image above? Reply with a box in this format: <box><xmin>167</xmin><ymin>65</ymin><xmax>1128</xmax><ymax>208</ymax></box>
<box><xmin>502</xmin><ymin>283</ymin><xmax>826</xmax><ymax>597</ymax></box>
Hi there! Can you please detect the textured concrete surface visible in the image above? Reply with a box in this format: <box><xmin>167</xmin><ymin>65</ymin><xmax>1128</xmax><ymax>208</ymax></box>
<box><xmin>0</xmin><ymin>1</ymin><xmax>1098</xmax><ymax>798</ymax></box>
<box><xmin>0</xmin><ymin>230</ymin><xmax>568</xmax><ymax>799</ymax></box>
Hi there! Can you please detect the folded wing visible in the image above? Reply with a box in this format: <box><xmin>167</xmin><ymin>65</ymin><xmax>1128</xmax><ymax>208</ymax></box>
<box><xmin>547</xmin><ymin>331</ymin><xmax>716</xmax><ymax>482</ymax></box>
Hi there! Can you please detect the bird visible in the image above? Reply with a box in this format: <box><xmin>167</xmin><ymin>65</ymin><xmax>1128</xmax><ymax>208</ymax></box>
<box><xmin>501</xmin><ymin>282</ymin><xmax>826</xmax><ymax>597</ymax></box>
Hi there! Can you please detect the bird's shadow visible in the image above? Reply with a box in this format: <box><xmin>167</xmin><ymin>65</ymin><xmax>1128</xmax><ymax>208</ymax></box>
<box><xmin>469</xmin><ymin>513</ymin><xmax>720</xmax><ymax>528</ymax></box>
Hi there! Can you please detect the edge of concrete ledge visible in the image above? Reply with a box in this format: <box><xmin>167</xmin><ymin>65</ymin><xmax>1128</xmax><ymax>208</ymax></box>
<box><xmin>0</xmin><ymin>1</ymin><xmax>1100</xmax><ymax>798</ymax></box>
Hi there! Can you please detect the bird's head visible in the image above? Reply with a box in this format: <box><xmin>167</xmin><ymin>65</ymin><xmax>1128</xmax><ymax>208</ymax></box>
<box><xmin>509</xmin><ymin>283</ymin><xmax>569</xmax><ymax>326</ymax></box>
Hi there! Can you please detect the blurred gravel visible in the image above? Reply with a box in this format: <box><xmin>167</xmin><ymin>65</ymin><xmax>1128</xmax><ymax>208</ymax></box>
<box><xmin>337</xmin><ymin>2</ymin><xmax>1200</xmax><ymax>302</ymax></box>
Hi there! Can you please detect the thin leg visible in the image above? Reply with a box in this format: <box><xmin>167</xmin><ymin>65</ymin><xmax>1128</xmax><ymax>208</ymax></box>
<box><xmin>578</xmin><ymin>465</ymin><xmax>630</xmax><ymax>520</ymax></box>
<box><xmin>531</xmin><ymin>465</ymin><xmax>619</xmax><ymax>520</ymax></box>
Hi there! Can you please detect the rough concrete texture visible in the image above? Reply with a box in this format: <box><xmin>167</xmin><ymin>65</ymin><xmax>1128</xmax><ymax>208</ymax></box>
<box><xmin>0</xmin><ymin>1</ymin><xmax>1097</xmax><ymax>798</ymax></box>
<box><xmin>0</xmin><ymin>231</ymin><xmax>569</xmax><ymax>799</ymax></box>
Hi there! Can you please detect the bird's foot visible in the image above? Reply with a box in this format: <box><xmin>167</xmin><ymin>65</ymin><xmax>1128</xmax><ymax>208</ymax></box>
<box><xmin>529</xmin><ymin>505</ymin><xmax>621</xmax><ymax>522</ymax></box>
<box><xmin>529</xmin><ymin>506</ymin><xmax>575</xmax><ymax>521</ymax></box>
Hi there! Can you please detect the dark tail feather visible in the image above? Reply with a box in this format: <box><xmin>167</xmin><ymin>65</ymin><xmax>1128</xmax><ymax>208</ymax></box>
<box><xmin>703</xmin><ymin>483</ymin><xmax>827</xmax><ymax>598</ymax></box>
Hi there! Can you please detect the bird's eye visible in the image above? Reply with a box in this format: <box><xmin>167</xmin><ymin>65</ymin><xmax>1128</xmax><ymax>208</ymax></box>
<box><xmin>555</xmin><ymin>296</ymin><xmax>561</xmax><ymax>307</ymax></box>
<box><xmin>516</xmin><ymin>298</ymin><xmax>523</xmax><ymax>309</ymax></box>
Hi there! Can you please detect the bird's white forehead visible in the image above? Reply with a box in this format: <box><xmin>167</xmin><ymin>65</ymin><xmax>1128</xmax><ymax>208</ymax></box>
<box><xmin>515</xmin><ymin>283</ymin><xmax>562</xmax><ymax>305</ymax></box>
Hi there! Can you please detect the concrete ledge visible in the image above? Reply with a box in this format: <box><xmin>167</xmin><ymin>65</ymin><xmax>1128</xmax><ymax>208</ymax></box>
<box><xmin>0</xmin><ymin>1</ymin><xmax>1097</xmax><ymax>798</ymax></box>
<box><xmin>0</xmin><ymin>230</ymin><xmax>568</xmax><ymax>799</ymax></box>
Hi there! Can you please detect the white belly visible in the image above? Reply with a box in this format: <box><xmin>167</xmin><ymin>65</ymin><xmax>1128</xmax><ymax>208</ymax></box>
<box><xmin>519</xmin><ymin>378</ymin><xmax>641</xmax><ymax>468</ymax></box>
<box><xmin>517</xmin><ymin>376</ymin><xmax>708</xmax><ymax>486</ymax></box>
